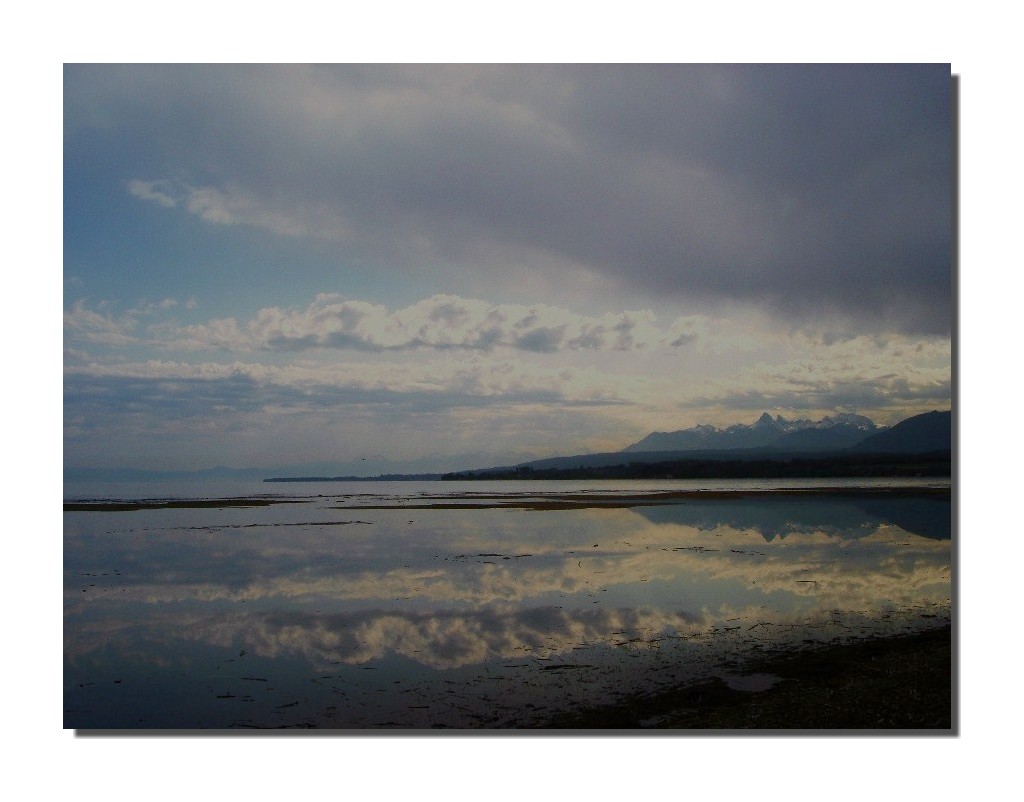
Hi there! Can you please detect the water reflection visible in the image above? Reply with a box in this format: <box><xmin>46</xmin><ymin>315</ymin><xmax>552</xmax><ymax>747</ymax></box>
<box><xmin>631</xmin><ymin>493</ymin><xmax>951</xmax><ymax>540</ymax></box>
<box><xmin>64</xmin><ymin>487</ymin><xmax>951</xmax><ymax>728</ymax></box>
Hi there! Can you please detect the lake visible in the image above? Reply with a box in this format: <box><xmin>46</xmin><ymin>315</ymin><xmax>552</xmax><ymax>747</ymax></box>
<box><xmin>63</xmin><ymin>478</ymin><xmax>952</xmax><ymax>729</ymax></box>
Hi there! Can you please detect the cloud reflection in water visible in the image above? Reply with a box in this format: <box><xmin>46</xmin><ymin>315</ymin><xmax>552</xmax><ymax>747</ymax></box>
<box><xmin>65</xmin><ymin>493</ymin><xmax>950</xmax><ymax>674</ymax></box>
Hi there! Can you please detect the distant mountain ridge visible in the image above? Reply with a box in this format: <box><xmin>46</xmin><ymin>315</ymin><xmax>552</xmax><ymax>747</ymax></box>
<box><xmin>443</xmin><ymin>410</ymin><xmax>952</xmax><ymax>479</ymax></box>
<box><xmin>67</xmin><ymin>411</ymin><xmax>952</xmax><ymax>484</ymax></box>
<box><xmin>848</xmin><ymin>410</ymin><xmax>951</xmax><ymax>454</ymax></box>
<box><xmin>622</xmin><ymin>412</ymin><xmax>881</xmax><ymax>453</ymax></box>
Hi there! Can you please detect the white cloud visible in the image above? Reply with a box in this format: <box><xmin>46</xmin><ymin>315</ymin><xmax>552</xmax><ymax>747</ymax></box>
<box><xmin>64</xmin><ymin>291</ymin><xmax>951</xmax><ymax>469</ymax></box>
<box><xmin>126</xmin><ymin>178</ymin><xmax>179</xmax><ymax>208</ymax></box>
<box><xmin>62</xmin><ymin>300</ymin><xmax>138</xmax><ymax>346</ymax></box>
<box><xmin>64</xmin><ymin>298</ymin><xmax>188</xmax><ymax>348</ymax></box>
<box><xmin>129</xmin><ymin>177</ymin><xmax>359</xmax><ymax>241</ymax></box>
<box><xmin>676</xmin><ymin>332</ymin><xmax>952</xmax><ymax>424</ymax></box>
<box><xmin>152</xmin><ymin>293</ymin><xmax>665</xmax><ymax>355</ymax></box>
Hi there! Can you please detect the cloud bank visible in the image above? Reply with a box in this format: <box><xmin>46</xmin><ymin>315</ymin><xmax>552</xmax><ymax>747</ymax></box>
<box><xmin>151</xmin><ymin>293</ymin><xmax>667</xmax><ymax>354</ymax></box>
<box><xmin>63</xmin><ymin>65</ymin><xmax>952</xmax><ymax>471</ymax></box>
<box><xmin>67</xmin><ymin>64</ymin><xmax>952</xmax><ymax>334</ymax></box>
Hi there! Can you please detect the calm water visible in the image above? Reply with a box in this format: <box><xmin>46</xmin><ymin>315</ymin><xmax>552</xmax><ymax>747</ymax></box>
<box><xmin>64</xmin><ymin>479</ymin><xmax>952</xmax><ymax>729</ymax></box>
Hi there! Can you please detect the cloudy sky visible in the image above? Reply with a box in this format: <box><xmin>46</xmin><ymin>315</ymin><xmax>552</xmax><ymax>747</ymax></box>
<box><xmin>63</xmin><ymin>64</ymin><xmax>952</xmax><ymax>473</ymax></box>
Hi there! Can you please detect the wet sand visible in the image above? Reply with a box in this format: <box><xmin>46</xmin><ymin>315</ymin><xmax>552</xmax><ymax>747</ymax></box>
<box><xmin>546</xmin><ymin>624</ymin><xmax>953</xmax><ymax>730</ymax></box>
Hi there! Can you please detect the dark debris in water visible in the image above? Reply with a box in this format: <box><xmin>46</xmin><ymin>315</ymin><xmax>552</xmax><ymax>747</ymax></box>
<box><xmin>64</xmin><ymin>498</ymin><xmax>290</xmax><ymax>512</ymax></box>
<box><xmin>539</xmin><ymin>664</ymin><xmax>594</xmax><ymax>671</ymax></box>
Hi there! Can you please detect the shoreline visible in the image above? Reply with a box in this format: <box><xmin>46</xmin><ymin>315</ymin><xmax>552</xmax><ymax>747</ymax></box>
<box><xmin>64</xmin><ymin>484</ymin><xmax>951</xmax><ymax>512</ymax></box>
<box><xmin>542</xmin><ymin>624</ymin><xmax>953</xmax><ymax>731</ymax></box>
<box><xmin>75</xmin><ymin>624</ymin><xmax>953</xmax><ymax>732</ymax></box>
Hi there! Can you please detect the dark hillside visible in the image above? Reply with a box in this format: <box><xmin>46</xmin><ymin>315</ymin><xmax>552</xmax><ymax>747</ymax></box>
<box><xmin>849</xmin><ymin>410</ymin><xmax>951</xmax><ymax>454</ymax></box>
<box><xmin>443</xmin><ymin>451</ymin><xmax>951</xmax><ymax>481</ymax></box>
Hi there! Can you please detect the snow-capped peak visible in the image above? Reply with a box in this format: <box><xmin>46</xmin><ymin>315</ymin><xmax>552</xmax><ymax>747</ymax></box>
<box><xmin>813</xmin><ymin>413</ymin><xmax>878</xmax><ymax>431</ymax></box>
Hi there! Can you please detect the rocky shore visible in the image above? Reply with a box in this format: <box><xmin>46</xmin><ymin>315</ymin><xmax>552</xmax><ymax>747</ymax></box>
<box><xmin>546</xmin><ymin>624</ymin><xmax>953</xmax><ymax>731</ymax></box>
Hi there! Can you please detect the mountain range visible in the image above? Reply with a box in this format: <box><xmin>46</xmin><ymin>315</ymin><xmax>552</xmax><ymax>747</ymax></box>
<box><xmin>847</xmin><ymin>410</ymin><xmax>952</xmax><ymax>454</ymax></box>
<box><xmin>446</xmin><ymin>410</ymin><xmax>952</xmax><ymax>477</ymax></box>
<box><xmin>622</xmin><ymin>411</ymin><xmax>881</xmax><ymax>453</ymax></box>
<box><xmin>65</xmin><ymin>410</ymin><xmax>952</xmax><ymax>483</ymax></box>
<box><xmin>619</xmin><ymin>410</ymin><xmax>953</xmax><ymax>459</ymax></box>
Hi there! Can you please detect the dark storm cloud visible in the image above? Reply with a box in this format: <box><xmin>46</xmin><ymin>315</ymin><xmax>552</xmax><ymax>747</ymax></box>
<box><xmin>65</xmin><ymin>64</ymin><xmax>952</xmax><ymax>333</ymax></box>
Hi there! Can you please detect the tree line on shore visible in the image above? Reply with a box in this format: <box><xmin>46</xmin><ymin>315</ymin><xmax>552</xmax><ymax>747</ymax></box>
<box><xmin>441</xmin><ymin>451</ymin><xmax>951</xmax><ymax>481</ymax></box>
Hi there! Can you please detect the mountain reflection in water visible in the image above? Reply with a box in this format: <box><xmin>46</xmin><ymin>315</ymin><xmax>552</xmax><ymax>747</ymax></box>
<box><xmin>631</xmin><ymin>492</ymin><xmax>951</xmax><ymax>541</ymax></box>
<box><xmin>64</xmin><ymin>482</ymin><xmax>951</xmax><ymax>729</ymax></box>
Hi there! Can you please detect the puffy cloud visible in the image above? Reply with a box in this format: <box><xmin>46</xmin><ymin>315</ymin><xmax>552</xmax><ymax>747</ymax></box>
<box><xmin>63</xmin><ymin>302</ymin><xmax>952</xmax><ymax>469</ymax></box>
<box><xmin>151</xmin><ymin>293</ymin><xmax>664</xmax><ymax>354</ymax></box>
<box><xmin>674</xmin><ymin>332</ymin><xmax>952</xmax><ymax>423</ymax></box>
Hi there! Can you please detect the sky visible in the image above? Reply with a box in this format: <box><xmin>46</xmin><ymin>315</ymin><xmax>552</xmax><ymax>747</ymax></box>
<box><xmin>63</xmin><ymin>64</ymin><xmax>952</xmax><ymax>474</ymax></box>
